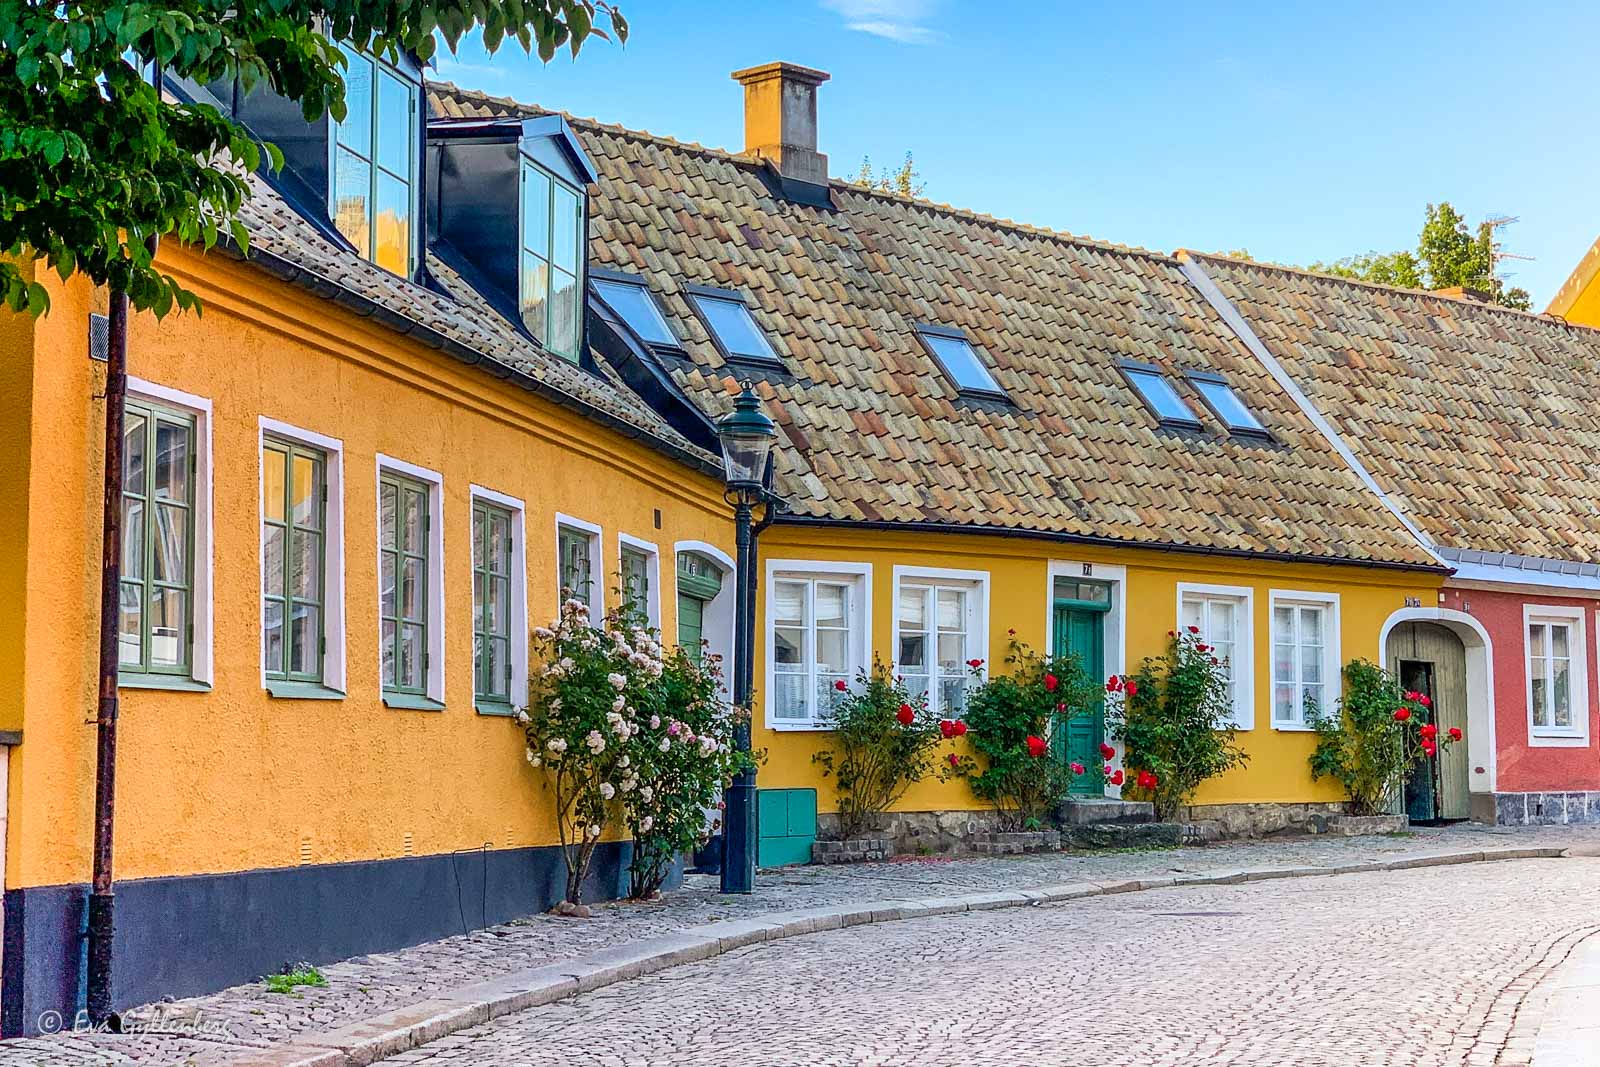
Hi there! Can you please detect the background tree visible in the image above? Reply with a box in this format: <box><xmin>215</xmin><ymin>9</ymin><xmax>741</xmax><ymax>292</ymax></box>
<box><xmin>855</xmin><ymin>152</ymin><xmax>926</xmax><ymax>197</ymax></box>
<box><xmin>1309</xmin><ymin>202</ymin><xmax>1531</xmax><ymax>310</ymax></box>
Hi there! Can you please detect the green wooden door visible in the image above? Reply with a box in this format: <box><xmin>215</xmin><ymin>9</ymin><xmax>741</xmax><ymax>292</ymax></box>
<box><xmin>677</xmin><ymin>590</ymin><xmax>705</xmax><ymax>653</ymax></box>
<box><xmin>1053</xmin><ymin>594</ymin><xmax>1108</xmax><ymax>796</ymax></box>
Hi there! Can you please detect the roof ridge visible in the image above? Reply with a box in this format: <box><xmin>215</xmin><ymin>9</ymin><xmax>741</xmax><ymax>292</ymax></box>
<box><xmin>430</xmin><ymin>80</ymin><xmax>1175</xmax><ymax>265</ymax></box>
<box><xmin>1182</xmin><ymin>248</ymin><xmax>1600</xmax><ymax>334</ymax></box>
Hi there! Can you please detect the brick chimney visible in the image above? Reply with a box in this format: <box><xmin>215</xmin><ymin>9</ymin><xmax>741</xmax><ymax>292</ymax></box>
<box><xmin>731</xmin><ymin>62</ymin><xmax>830</xmax><ymax>187</ymax></box>
<box><xmin>1432</xmin><ymin>285</ymin><xmax>1494</xmax><ymax>304</ymax></box>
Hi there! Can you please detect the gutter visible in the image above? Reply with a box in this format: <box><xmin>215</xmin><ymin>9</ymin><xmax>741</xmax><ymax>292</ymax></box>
<box><xmin>212</xmin><ymin>239</ymin><xmax>726</xmax><ymax>483</ymax></box>
<box><xmin>1175</xmin><ymin>253</ymin><xmax>1447</xmax><ymax>568</ymax></box>
<box><xmin>771</xmin><ymin>514</ymin><xmax>1451</xmax><ymax>575</ymax></box>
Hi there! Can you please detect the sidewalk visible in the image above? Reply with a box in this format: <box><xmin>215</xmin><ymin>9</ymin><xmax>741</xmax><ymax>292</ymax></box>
<box><xmin>13</xmin><ymin>822</ymin><xmax>1600</xmax><ymax>1067</ymax></box>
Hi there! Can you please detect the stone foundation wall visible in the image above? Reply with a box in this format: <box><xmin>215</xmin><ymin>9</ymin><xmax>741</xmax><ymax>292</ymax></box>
<box><xmin>1178</xmin><ymin>802</ymin><xmax>1354</xmax><ymax>839</ymax></box>
<box><xmin>816</xmin><ymin>809</ymin><xmax>1011</xmax><ymax>856</ymax></box>
<box><xmin>1493</xmin><ymin>791</ymin><xmax>1600</xmax><ymax>827</ymax></box>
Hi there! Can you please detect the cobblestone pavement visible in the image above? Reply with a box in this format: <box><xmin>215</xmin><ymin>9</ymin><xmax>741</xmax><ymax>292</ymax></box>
<box><xmin>386</xmin><ymin>859</ymin><xmax>1600</xmax><ymax>1067</ymax></box>
<box><xmin>10</xmin><ymin>823</ymin><xmax>1600</xmax><ymax>1066</ymax></box>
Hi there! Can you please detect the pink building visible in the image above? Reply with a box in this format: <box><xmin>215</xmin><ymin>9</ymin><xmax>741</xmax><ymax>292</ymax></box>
<box><xmin>1182</xmin><ymin>253</ymin><xmax>1600</xmax><ymax>824</ymax></box>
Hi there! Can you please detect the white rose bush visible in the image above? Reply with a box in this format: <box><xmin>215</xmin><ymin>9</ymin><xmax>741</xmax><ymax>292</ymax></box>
<box><xmin>520</xmin><ymin>598</ymin><xmax>749</xmax><ymax>906</ymax></box>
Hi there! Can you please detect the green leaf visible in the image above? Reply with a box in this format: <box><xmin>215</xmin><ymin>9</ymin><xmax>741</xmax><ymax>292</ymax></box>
<box><xmin>25</xmin><ymin>281</ymin><xmax>49</xmax><ymax>317</ymax></box>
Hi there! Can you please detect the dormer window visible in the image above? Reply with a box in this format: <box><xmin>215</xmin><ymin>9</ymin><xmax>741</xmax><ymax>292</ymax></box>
<box><xmin>330</xmin><ymin>45</ymin><xmax>419</xmax><ymax>277</ymax></box>
<box><xmin>1187</xmin><ymin>371</ymin><xmax>1268</xmax><ymax>438</ymax></box>
<box><xmin>687</xmin><ymin>285</ymin><xmax>781</xmax><ymax>366</ymax></box>
<box><xmin>520</xmin><ymin>158</ymin><xmax>586</xmax><ymax>361</ymax></box>
<box><xmin>1120</xmin><ymin>362</ymin><xmax>1200</xmax><ymax>429</ymax></box>
<box><xmin>915</xmin><ymin>325</ymin><xmax>1006</xmax><ymax>399</ymax></box>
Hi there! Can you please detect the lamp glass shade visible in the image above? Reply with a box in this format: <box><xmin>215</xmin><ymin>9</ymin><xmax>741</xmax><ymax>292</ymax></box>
<box><xmin>720</xmin><ymin>429</ymin><xmax>773</xmax><ymax>487</ymax></box>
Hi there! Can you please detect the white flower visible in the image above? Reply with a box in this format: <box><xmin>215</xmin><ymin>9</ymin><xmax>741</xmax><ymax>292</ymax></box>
<box><xmin>618</xmin><ymin>755</ymin><xmax>631</xmax><ymax>769</ymax></box>
<box><xmin>587</xmin><ymin>823</ymin><xmax>601</xmax><ymax>838</ymax></box>
<box><xmin>546</xmin><ymin>737</ymin><xmax>568</xmax><ymax>754</ymax></box>
<box><xmin>620</xmin><ymin>777</ymin><xmax>636</xmax><ymax>793</ymax></box>
<box><xmin>659</xmin><ymin>737</ymin><xmax>671</xmax><ymax>752</ymax></box>
<box><xmin>515</xmin><ymin>709</ymin><xmax>531</xmax><ymax>725</ymax></box>
<box><xmin>639</xmin><ymin>785</ymin><xmax>654</xmax><ymax>803</ymax></box>
<box><xmin>639</xmin><ymin>816</ymin><xmax>653</xmax><ymax>833</ymax></box>
<box><xmin>699</xmin><ymin>736</ymin><xmax>718</xmax><ymax>756</ymax></box>
<box><xmin>612</xmin><ymin>695</ymin><xmax>627</xmax><ymax>712</ymax></box>
<box><xmin>649</xmin><ymin>715</ymin><xmax>661</xmax><ymax>729</ymax></box>
<box><xmin>525</xmin><ymin>748</ymin><xmax>541</xmax><ymax>767</ymax></box>
<box><xmin>585</xmin><ymin>730</ymin><xmax>606</xmax><ymax>755</ymax></box>
<box><xmin>607</xmin><ymin>672</ymin><xmax>627</xmax><ymax>691</ymax></box>
<box><xmin>559</xmin><ymin>657</ymin><xmax>575</xmax><ymax>672</ymax></box>
<box><xmin>533</xmin><ymin>626</ymin><xmax>555</xmax><ymax>640</ymax></box>
<box><xmin>599</xmin><ymin>782</ymin><xmax>615</xmax><ymax>800</ymax></box>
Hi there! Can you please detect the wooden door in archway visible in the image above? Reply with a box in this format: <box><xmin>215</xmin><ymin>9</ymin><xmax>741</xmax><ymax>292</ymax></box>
<box><xmin>1388</xmin><ymin>621</ymin><xmax>1470</xmax><ymax>821</ymax></box>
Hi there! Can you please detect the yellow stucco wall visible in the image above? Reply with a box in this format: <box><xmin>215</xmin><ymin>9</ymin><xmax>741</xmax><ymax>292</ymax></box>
<box><xmin>5</xmin><ymin>245</ymin><xmax>734</xmax><ymax>890</ymax></box>
<box><xmin>752</xmin><ymin>525</ymin><xmax>1444</xmax><ymax>814</ymax></box>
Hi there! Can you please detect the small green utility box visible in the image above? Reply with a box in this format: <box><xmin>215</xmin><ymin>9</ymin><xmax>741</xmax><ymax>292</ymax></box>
<box><xmin>757</xmin><ymin>788</ymin><xmax>818</xmax><ymax>867</ymax></box>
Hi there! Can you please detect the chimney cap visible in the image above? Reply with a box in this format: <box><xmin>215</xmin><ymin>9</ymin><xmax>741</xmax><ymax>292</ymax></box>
<box><xmin>731</xmin><ymin>61</ymin><xmax>831</xmax><ymax>88</ymax></box>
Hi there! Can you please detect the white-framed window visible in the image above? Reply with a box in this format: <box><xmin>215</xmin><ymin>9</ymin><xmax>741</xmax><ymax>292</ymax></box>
<box><xmin>618</xmin><ymin>534</ymin><xmax>661</xmax><ymax>628</ymax></box>
<box><xmin>119</xmin><ymin>378</ymin><xmax>214</xmax><ymax>690</ymax></box>
<box><xmin>376</xmin><ymin>455</ymin><xmax>445</xmax><ymax>708</ymax></box>
<box><xmin>1178</xmin><ymin>583</ymin><xmax>1255</xmax><ymax>729</ymax></box>
<box><xmin>1524</xmin><ymin>605</ymin><xmax>1589</xmax><ymax>744</ymax></box>
<box><xmin>555</xmin><ymin>514</ymin><xmax>602</xmax><ymax>613</ymax></box>
<box><xmin>766</xmin><ymin>560</ymin><xmax>871</xmax><ymax>729</ymax></box>
<box><xmin>1269</xmin><ymin>590</ymin><xmax>1340</xmax><ymax>729</ymax></box>
<box><xmin>260</xmin><ymin>418</ymin><xmax>346</xmax><ymax>697</ymax></box>
<box><xmin>471</xmin><ymin>486</ymin><xmax>528</xmax><ymax>715</ymax></box>
<box><xmin>893</xmin><ymin>566</ymin><xmax>987</xmax><ymax>717</ymax></box>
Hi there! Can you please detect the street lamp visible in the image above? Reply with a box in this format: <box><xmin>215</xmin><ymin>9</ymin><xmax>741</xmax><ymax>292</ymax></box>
<box><xmin>716</xmin><ymin>381</ymin><xmax>778</xmax><ymax>894</ymax></box>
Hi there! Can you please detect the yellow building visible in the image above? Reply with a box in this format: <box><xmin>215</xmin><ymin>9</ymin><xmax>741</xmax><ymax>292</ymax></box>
<box><xmin>1548</xmin><ymin>234</ymin><xmax>1600</xmax><ymax>325</ymax></box>
<box><xmin>434</xmin><ymin>65</ymin><xmax>1445</xmax><ymax>851</ymax></box>
<box><xmin>1</xmin><ymin>55</ymin><xmax>737</xmax><ymax>1034</ymax></box>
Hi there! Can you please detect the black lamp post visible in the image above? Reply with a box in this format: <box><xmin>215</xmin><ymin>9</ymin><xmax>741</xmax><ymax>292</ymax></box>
<box><xmin>716</xmin><ymin>382</ymin><xmax>778</xmax><ymax>895</ymax></box>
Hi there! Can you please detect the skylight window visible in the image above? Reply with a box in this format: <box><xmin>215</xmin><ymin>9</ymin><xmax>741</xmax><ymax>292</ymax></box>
<box><xmin>593</xmin><ymin>276</ymin><xmax>677</xmax><ymax>347</ymax></box>
<box><xmin>688</xmin><ymin>288</ymin><xmax>780</xmax><ymax>365</ymax></box>
<box><xmin>1121</xmin><ymin>364</ymin><xmax>1199</xmax><ymax>427</ymax></box>
<box><xmin>1188</xmin><ymin>373</ymin><xmax>1267</xmax><ymax>435</ymax></box>
<box><xmin>916</xmin><ymin>326</ymin><xmax>1005</xmax><ymax>397</ymax></box>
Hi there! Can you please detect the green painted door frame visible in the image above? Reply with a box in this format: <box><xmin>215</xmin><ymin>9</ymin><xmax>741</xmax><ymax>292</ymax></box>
<box><xmin>1053</xmin><ymin>589</ymin><xmax>1110</xmax><ymax>795</ymax></box>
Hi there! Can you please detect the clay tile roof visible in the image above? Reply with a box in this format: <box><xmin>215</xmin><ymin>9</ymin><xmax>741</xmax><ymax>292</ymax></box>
<box><xmin>227</xmin><ymin>165</ymin><xmax>712</xmax><ymax>470</ymax></box>
<box><xmin>1192</xmin><ymin>252</ymin><xmax>1600</xmax><ymax>565</ymax></box>
<box><xmin>428</xmin><ymin>82</ymin><xmax>1438</xmax><ymax>569</ymax></box>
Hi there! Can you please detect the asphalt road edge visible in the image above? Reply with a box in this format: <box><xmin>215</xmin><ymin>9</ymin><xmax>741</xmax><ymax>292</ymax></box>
<box><xmin>200</xmin><ymin>844</ymin><xmax>1572</xmax><ymax>1067</ymax></box>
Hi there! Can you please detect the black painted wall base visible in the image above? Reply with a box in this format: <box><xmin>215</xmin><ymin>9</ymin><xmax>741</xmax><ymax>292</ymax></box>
<box><xmin>2</xmin><ymin>840</ymin><xmax>673</xmax><ymax>1038</ymax></box>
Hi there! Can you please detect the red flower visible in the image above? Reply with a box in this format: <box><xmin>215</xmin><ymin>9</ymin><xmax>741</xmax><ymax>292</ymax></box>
<box><xmin>1420</xmin><ymin>723</ymin><xmax>1438</xmax><ymax>740</ymax></box>
<box><xmin>948</xmin><ymin>753</ymin><xmax>961</xmax><ymax>768</ymax></box>
<box><xmin>1448</xmin><ymin>727</ymin><xmax>1463</xmax><ymax>742</ymax></box>
<box><xmin>953</xmin><ymin>720</ymin><xmax>968</xmax><ymax>737</ymax></box>
<box><xmin>1110</xmin><ymin>769</ymin><xmax>1125</xmax><ymax>786</ymax></box>
<box><xmin>1136</xmin><ymin>769</ymin><xmax>1159</xmax><ymax>790</ymax></box>
<box><xmin>1104</xmin><ymin>763</ymin><xmax>1113</xmax><ymax>775</ymax></box>
<box><xmin>1187</xmin><ymin>625</ymin><xmax>1200</xmax><ymax>634</ymax></box>
<box><xmin>1125</xmin><ymin>680</ymin><xmax>1138</xmax><ymax>697</ymax></box>
<box><xmin>1025</xmin><ymin>735</ymin><xmax>1047</xmax><ymax>758</ymax></box>
<box><xmin>1196</xmin><ymin>643</ymin><xmax>1210</xmax><ymax>654</ymax></box>
<box><xmin>967</xmin><ymin>659</ymin><xmax>985</xmax><ymax>670</ymax></box>
<box><xmin>1421</xmin><ymin>740</ymin><xmax>1438</xmax><ymax>757</ymax></box>
<box><xmin>1403</xmin><ymin>690</ymin><xmax>1417</xmax><ymax>701</ymax></box>
<box><xmin>1007</xmin><ymin>628</ymin><xmax>1016</xmax><ymax>636</ymax></box>
<box><xmin>834</xmin><ymin>680</ymin><xmax>848</xmax><ymax>692</ymax></box>
<box><xmin>1105</xmin><ymin>675</ymin><xmax>1123</xmax><ymax>693</ymax></box>
<box><xmin>896</xmin><ymin>704</ymin><xmax>915</xmax><ymax>726</ymax></box>
<box><xmin>1070</xmin><ymin>761</ymin><xmax>1085</xmax><ymax>775</ymax></box>
<box><xmin>1419</xmin><ymin>694</ymin><xmax>1432</xmax><ymax>708</ymax></box>
<box><xmin>1167</xmin><ymin>630</ymin><xmax>1176</xmax><ymax>638</ymax></box>
<box><xmin>939</xmin><ymin>719</ymin><xmax>955</xmax><ymax>738</ymax></box>
<box><xmin>1056</xmin><ymin>702</ymin><xmax>1067</xmax><ymax>712</ymax></box>
<box><xmin>1045</xmin><ymin>673</ymin><xmax>1059</xmax><ymax>692</ymax></box>
<box><xmin>1099</xmin><ymin>742</ymin><xmax>1116</xmax><ymax>760</ymax></box>
<box><xmin>1393</xmin><ymin>707</ymin><xmax>1411</xmax><ymax>722</ymax></box>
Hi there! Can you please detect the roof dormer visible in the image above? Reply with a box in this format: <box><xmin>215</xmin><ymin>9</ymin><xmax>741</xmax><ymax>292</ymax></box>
<box><xmin>427</xmin><ymin>115</ymin><xmax>596</xmax><ymax>362</ymax></box>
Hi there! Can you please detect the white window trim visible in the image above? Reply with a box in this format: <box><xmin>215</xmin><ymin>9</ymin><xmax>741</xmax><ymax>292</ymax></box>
<box><xmin>618</xmin><ymin>533</ymin><xmax>662</xmax><ymax>628</ymax></box>
<box><xmin>891</xmin><ymin>565</ymin><xmax>989</xmax><ymax>715</ymax></box>
<box><xmin>1048</xmin><ymin>560</ymin><xmax>1127</xmax><ymax>798</ymax></box>
<box><xmin>764</xmin><ymin>559</ymin><xmax>872</xmax><ymax>732</ymax></box>
<box><xmin>125</xmin><ymin>377</ymin><xmax>214</xmax><ymax>687</ymax></box>
<box><xmin>1176</xmin><ymin>582</ymin><xmax>1256</xmax><ymax>731</ymax></box>
<box><xmin>1267</xmin><ymin>589</ymin><xmax>1341</xmax><ymax>732</ymax></box>
<box><xmin>258</xmin><ymin>417</ymin><xmax>347</xmax><ymax>694</ymax></box>
<box><xmin>673</xmin><ymin>541</ymin><xmax>736</xmax><ymax>703</ymax></box>
<box><xmin>1523</xmin><ymin>604</ymin><xmax>1590</xmax><ymax>747</ymax></box>
<box><xmin>554</xmin><ymin>513</ymin><xmax>603</xmax><ymax>615</ymax></box>
<box><xmin>471</xmin><ymin>485</ymin><xmax>529</xmax><ymax>712</ymax></box>
<box><xmin>376</xmin><ymin>454</ymin><xmax>445</xmax><ymax>703</ymax></box>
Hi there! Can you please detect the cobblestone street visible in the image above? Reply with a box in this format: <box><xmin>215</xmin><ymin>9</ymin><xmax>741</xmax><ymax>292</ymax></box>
<box><xmin>386</xmin><ymin>858</ymin><xmax>1600</xmax><ymax>1067</ymax></box>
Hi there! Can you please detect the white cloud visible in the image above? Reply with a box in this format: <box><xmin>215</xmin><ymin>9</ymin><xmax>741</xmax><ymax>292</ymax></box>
<box><xmin>821</xmin><ymin>0</ymin><xmax>943</xmax><ymax>44</ymax></box>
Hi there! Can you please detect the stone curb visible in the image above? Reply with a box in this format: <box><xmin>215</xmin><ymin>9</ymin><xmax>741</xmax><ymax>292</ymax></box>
<box><xmin>213</xmin><ymin>845</ymin><xmax>1572</xmax><ymax>1067</ymax></box>
<box><xmin>1532</xmin><ymin>929</ymin><xmax>1600</xmax><ymax>1066</ymax></box>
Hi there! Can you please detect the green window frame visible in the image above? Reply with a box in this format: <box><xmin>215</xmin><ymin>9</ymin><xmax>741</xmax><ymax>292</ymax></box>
<box><xmin>519</xmin><ymin>157</ymin><xmax>586</xmax><ymax>361</ymax></box>
<box><xmin>119</xmin><ymin>399</ymin><xmax>196</xmax><ymax>677</ymax></box>
<box><xmin>558</xmin><ymin>525</ymin><xmax>594</xmax><ymax>609</ymax></box>
<box><xmin>380</xmin><ymin>471</ymin><xmax>431</xmax><ymax>696</ymax></box>
<box><xmin>621</xmin><ymin>544</ymin><xmax>651</xmax><ymax>625</ymax></box>
<box><xmin>330</xmin><ymin>44</ymin><xmax>419</xmax><ymax>277</ymax></box>
<box><xmin>262</xmin><ymin>437</ymin><xmax>327</xmax><ymax>684</ymax></box>
<box><xmin>473</xmin><ymin>501</ymin><xmax>515</xmax><ymax>704</ymax></box>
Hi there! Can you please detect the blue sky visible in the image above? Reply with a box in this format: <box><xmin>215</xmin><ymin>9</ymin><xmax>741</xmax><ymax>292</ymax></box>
<box><xmin>434</xmin><ymin>0</ymin><xmax>1600</xmax><ymax>307</ymax></box>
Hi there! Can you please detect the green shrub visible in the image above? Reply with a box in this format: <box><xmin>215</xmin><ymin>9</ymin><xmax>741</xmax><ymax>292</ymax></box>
<box><xmin>1309</xmin><ymin>659</ymin><xmax>1459</xmax><ymax>815</ymax></box>
<box><xmin>264</xmin><ymin>964</ymin><xmax>326</xmax><ymax>995</ymax></box>
<box><xmin>960</xmin><ymin>638</ymin><xmax>1098</xmax><ymax>830</ymax></box>
<box><xmin>813</xmin><ymin>661</ymin><xmax>950</xmax><ymax>839</ymax></box>
<box><xmin>1105</xmin><ymin>629</ymin><xmax>1249</xmax><ymax>820</ymax></box>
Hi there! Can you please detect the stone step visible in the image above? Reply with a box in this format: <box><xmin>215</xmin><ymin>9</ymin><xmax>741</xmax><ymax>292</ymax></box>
<box><xmin>1061</xmin><ymin>822</ymin><xmax>1186</xmax><ymax>850</ymax></box>
<box><xmin>1057</xmin><ymin>797</ymin><xmax>1157</xmax><ymax>826</ymax></box>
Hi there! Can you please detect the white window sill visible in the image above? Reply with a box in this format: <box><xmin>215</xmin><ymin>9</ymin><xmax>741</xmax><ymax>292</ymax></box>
<box><xmin>1529</xmin><ymin>730</ymin><xmax>1589</xmax><ymax>748</ymax></box>
<box><xmin>1271</xmin><ymin>721</ymin><xmax>1317</xmax><ymax>733</ymax></box>
<box><xmin>767</xmin><ymin>722</ymin><xmax>835</xmax><ymax>733</ymax></box>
